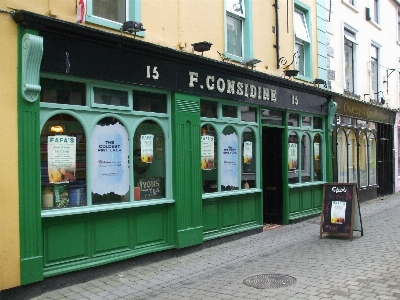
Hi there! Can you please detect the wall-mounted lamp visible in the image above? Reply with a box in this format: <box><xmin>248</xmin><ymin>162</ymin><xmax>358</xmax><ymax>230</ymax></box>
<box><xmin>191</xmin><ymin>41</ymin><xmax>212</xmax><ymax>56</ymax></box>
<box><xmin>121</xmin><ymin>21</ymin><xmax>145</xmax><ymax>38</ymax></box>
<box><xmin>314</xmin><ymin>78</ymin><xmax>327</xmax><ymax>88</ymax></box>
<box><xmin>242</xmin><ymin>58</ymin><xmax>261</xmax><ymax>70</ymax></box>
<box><xmin>375</xmin><ymin>91</ymin><xmax>385</xmax><ymax>104</ymax></box>
<box><xmin>279</xmin><ymin>52</ymin><xmax>300</xmax><ymax>78</ymax></box>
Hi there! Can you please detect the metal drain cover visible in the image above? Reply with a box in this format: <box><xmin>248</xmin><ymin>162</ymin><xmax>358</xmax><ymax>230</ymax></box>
<box><xmin>243</xmin><ymin>274</ymin><xmax>297</xmax><ymax>289</ymax></box>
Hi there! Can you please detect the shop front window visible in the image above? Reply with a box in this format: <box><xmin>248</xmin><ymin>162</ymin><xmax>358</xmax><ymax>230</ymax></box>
<box><xmin>337</xmin><ymin>129</ymin><xmax>347</xmax><ymax>182</ymax></box>
<box><xmin>41</xmin><ymin>114</ymin><xmax>87</xmax><ymax>209</ymax></box>
<box><xmin>288</xmin><ymin>131</ymin><xmax>299</xmax><ymax>184</ymax></box>
<box><xmin>221</xmin><ymin>126</ymin><xmax>239</xmax><ymax>191</ymax></box>
<box><xmin>201</xmin><ymin>124</ymin><xmax>218</xmax><ymax>193</ymax></box>
<box><xmin>301</xmin><ymin>134</ymin><xmax>311</xmax><ymax>182</ymax></box>
<box><xmin>313</xmin><ymin>134</ymin><xmax>323</xmax><ymax>181</ymax></box>
<box><xmin>133</xmin><ymin>120</ymin><xmax>166</xmax><ymax>200</ymax></box>
<box><xmin>242</xmin><ymin>127</ymin><xmax>256</xmax><ymax>189</ymax></box>
<box><xmin>368</xmin><ymin>132</ymin><xmax>377</xmax><ymax>185</ymax></box>
<box><xmin>359</xmin><ymin>132</ymin><xmax>368</xmax><ymax>187</ymax></box>
<box><xmin>91</xmin><ymin>117</ymin><xmax>130</xmax><ymax>205</ymax></box>
<box><xmin>348</xmin><ymin>130</ymin><xmax>358</xmax><ymax>183</ymax></box>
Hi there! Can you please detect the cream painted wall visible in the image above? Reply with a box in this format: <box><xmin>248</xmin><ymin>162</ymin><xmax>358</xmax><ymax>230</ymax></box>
<box><xmin>328</xmin><ymin>0</ymin><xmax>400</xmax><ymax>109</ymax></box>
<box><xmin>0</xmin><ymin>9</ymin><xmax>21</xmax><ymax>290</ymax></box>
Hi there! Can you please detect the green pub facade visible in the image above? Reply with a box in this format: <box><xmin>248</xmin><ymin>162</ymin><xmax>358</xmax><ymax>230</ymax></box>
<box><xmin>14</xmin><ymin>11</ymin><xmax>336</xmax><ymax>285</ymax></box>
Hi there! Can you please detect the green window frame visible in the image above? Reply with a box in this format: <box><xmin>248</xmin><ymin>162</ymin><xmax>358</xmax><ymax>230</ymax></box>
<box><xmin>224</xmin><ymin>0</ymin><xmax>254</xmax><ymax>61</ymax></box>
<box><xmin>201</xmin><ymin>99</ymin><xmax>260</xmax><ymax>197</ymax></box>
<box><xmin>39</xmin><ymin>74</ymin><xmax>171</xmax><ymax>216</ymax></box>
<box><xmin>294</xmin><ymin>1</ymin><xmax>312</xmax><ymax>79</ymax></box>
<box><xmin>86</xmin><ymin>0</ymin><xmax>144</xmax><ymax>37</ymax></box>
<box><xmin>288</xmin><ymin>113</ymin><xmax>325</xmax><ymax>185</ymax></box>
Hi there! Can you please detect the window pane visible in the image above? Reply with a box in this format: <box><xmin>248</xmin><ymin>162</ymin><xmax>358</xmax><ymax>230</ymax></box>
<box><xmin>201</xmin><ymin>124</ymin><xmax>218</xmax><ymax>193</ymax></box>
<box><xmin>288</xmin><ymin>113</ymin><xmax>299</xmax><ymax>127</ymax></box>
<box><xmin>133</xmin><ymin>120</ymin><xmax>166</xmax><ymax>200</ymax></box>
<box><xmin>302</xmin><ymin>116</ymin><xmax>311</xmax><ymax>127</ymax></box>
<box><xmin>337</xmin><ymin>129</ymin><xmax>347</xmax><ymax>182</ymax></box>
<box><xmin>368</xmin><ymin>132</ymin><xmax>377</xmax><ymax>185</ymax></box>
<box><xmin>261</xmin><ymin>109</ymin><xmax>283</xmax><ymax>125</ymax></box>
<box><xmin>91</xmin><ymin>117</ymin><xmax>130</xmax><ymax>204</ymax></box>
<box><xmin>40</xmin><ymin>78</ymin><xmax>86</xmax><ymax>105</ymax></box>
<box><xmin>93</xmin><ymin>0</ymin><xmax>126</xmax><ymax>23</ymax></box>
<box><xmin>313</xmin><ymin>117</ymin><xmax>323</xmax><ymax>129</ymax></box>
<box><xmin>227</xmin><ymin>15</ymin><xmax>243</xmax><ymax>57</ymax></box>
<box><xmin>241</xmin><ymin>106</ymin><xmax>256</xmax><ymax>122</ymax></box>
<box><xmin>294</xmin><ymin>10</ymin><xmax>310</xmax><ymax>42</ymax></box>
<box><xmin>200</xmin><ymin>100</ymin><xmax>218</xmax><ymax>118</ymax></box>
<box><xmin>288</xmin><ymin>132</ymin><xmax>299</xmax><ymax>184</ymax></box>
<box><xmin>371</xmin><ymin>45</ymin><xmax>379</xmax><ymax>101</ymax></box>
<box><xmin>41</xmin><ymin>114</ymin><xmax>87</xmax><ymax>209</ymax></box>
<box><xmin>133</xmin><ymin>90</ymin><xmax>167</xmax><ymax>113</ymax></box>
<box><xmin>301</xmin><ymin>134</ymin><xmax>311</xmax><ymax>182</ymax></box>
<box><xmin>222</xmin><ymin>104</ymin><xmax>237</xmax><ymax>118</ymax></box>
<box><xmin>313</xmin><ymin>134</ymin><xmax>323</xmax><ymax>181</ymax></box>
<box><xmin>348</xmin><ymin>131</ymin><xmax>358</xmax><ymax>184</ymax></box>
<box><xmin>94</xmin><ymin>87</ymin><xmax>129</xmax><ymax>106</ymax></box>
<box><xmin>242</xmin><ymin>128</ymin><xmax>256</xmax><ymax>188</ymax></box>
<box><xmin>344</xmin><ymin>39</ymin><xmax>354</xmax><ymax>93</ymax></box>
<box><xmin>359</xmin><ymin>133</ymin><xmax>368</xmax><ymax>187</ymax></box>
<box><xmin>221</xmin><ymin>126</ymin><xmax>239</xmax><ymax>191</ymax></box>
<box><xmin>295</xmin><ymin>41</ymin><xmax>305</xmax><ymax>76</ymax></box>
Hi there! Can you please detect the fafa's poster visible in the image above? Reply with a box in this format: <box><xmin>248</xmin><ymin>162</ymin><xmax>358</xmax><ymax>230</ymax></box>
<box><xmin>48</xmin><ymin>135</ymin><xmax>76</xmax><ymax>183</ymax></box>
<box><xmin>288</xmin><ymin>142</ymin><xmax>298</xmax><ymax>170</ymax></box>
<box><xmin>243</xmin><ymin>141</ymin><xmax>252</xmax><ymax>164</ymax></box>
<box><xmin>201</xmin><ymin>135</ymin><xmax>215</xmax><ymax>170</ymax></box>
<box><xmin>91</xmin><ymin>122</ymin><xmax>129</xmax><ymax>196</ymax></box>
<box><xmin>221</xmin><ymin>132</ymin><xmax>238</xmax><ymax>188</ymax></box>
<box><xmin>141</xmin><ymin>134</ymin><xmax>154</xmax><ymax>163</ymax></box>
<box><xmin>314</xmin><ymin>143</ymin><xmax>320</xmax><ymax>160</ymax></box>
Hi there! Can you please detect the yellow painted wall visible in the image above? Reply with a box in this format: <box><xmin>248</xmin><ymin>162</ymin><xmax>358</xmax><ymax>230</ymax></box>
<box><xmin>0</xmin><ymin>9</ymin><xmax>21</xmax><ymax>290</ymax></box>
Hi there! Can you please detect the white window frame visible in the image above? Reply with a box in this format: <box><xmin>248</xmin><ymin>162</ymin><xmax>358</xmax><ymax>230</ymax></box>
<box><xmin>343</xmin><ymin>24</ymin><xmax>358</xmax><ymax>95</ymax></box>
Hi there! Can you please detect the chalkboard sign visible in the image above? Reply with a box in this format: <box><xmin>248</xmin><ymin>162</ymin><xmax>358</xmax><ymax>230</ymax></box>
<box><xmin>320</xmin><ymin>183</ymin><xmax>363</xmax><ymax>241</ymax></box>
<box><xmin>139</xmin><ymin>177</ymin><xmax>161</xmax><ymax>200</ymax></box>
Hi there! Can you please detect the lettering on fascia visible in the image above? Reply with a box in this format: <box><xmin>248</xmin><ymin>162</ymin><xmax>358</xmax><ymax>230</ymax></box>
<box><xmin>188</xmin><ymin>72</ymin><xmax>277</xmax><ymax>102</ymax></box>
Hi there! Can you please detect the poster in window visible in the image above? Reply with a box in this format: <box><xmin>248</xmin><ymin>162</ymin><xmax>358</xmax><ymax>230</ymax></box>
<box><xmin>201</xmin><ymin>135</ymin><xmax>215</xmax><ymax>170</ymax></box>
<box><xmin>47</xmin><ymin>135</ymin><xmax>76</xmax><ymax>183</ymax></box>
<box><xmin>221</xmin><ymin>132</ymin><xmax>238</xmax><ymax>189</ymax></box>
<box><xmin>141</xmin><ymin>134</ymin><xmax>154</xmax><ymax>163</ymax></box>
<box><xmin>288</xmin><ymin>142</ymin><xmax>298</xmax><ymax>170</ymax></box>
<box><xmin>91</xmin><ymin>122</ymin><xmax>129</xmax><ymax>196</ymax></box>
<box><xmin>243</xmin><ymin>141</ymin><xmax>252</xmax><ymax>164</ymax></box>
<box><xmin>314</xmin><ymin>142</ymin><xmax>320</xmax><ymax>160</ymax></box>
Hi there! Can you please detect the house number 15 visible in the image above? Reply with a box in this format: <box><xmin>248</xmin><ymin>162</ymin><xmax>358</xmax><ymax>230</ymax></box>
<box><xmin>291</xmin><ymin>95</ymin><xmax>299</xmax><ymax>105</ymax></box>
<box><xmin>146</xmin><ymin>66</ymin><xmax>159</xmax><ymax>80</ymax></box>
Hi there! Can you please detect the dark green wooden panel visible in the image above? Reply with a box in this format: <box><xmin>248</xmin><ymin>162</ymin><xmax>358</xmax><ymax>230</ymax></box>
<box><xmin>135</xmin><ymin>210</ymin><xmax>165</xmax><ymax>247</ymax></box>
<box><xmin>289</xmin><ymin>189</ymin><xmax>301</xmax><ymax>213</ymax></box>
<box><xmin>93</xmin><ymin>215</ymin><xmax>130</xmax><ymax>255</ymax></box>
<box><xmin>202</xmin><ymin>200</ymin><xmax>218</xmax><ymax>232</ymax></box>
<box><xmin>18</xmin><ymin>29</ymin><xmax>43</xmax><ymax>285</ymax></box>
<box><xmin>301</xmin><ymin>189</ymin><xmax>313</xmax><ymax>210</ymax></box>
<box><xmin>172</xmin><ymin>93</ymin><xmax>203</xmax><ymax>248</ymax></box>
<box><xmin>313</xmin><ymin>186</ymin><xmax>323</xmax><ymax>209</ymax></box>
<box><xmin>221</xmin><ymin>200</ymin><xmax>240</xmax><ymax>228</ymax></box>
<box><xmin>44</xmin><ymin>221</ymin><xmax>87</xmax><ymax>264</ymax></box>
<box><xmin>242</xmin><ymin>196</ymin><xmax>257</xmax><ymax>223</ymax></box>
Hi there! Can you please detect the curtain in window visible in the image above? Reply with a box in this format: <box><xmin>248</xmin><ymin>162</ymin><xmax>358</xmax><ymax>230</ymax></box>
<box><xmin>348</xmin><ymin>130</ymin><xmax>358</xmax><ymax>184</ymax></box>
<box><xmin>368</xmin><ymin>132</ymin><xmax>377</xmax><ymax>185</ymax></box>
<box><xmin>359</xmin><ymin>133</ymin><xmax>368</xmax><ymax>187</ymax></box>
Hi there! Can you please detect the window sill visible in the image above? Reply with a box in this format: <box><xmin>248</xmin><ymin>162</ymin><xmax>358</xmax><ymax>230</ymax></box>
<box><xmin>41</xmin><ymin>198</ymin><xmax>175</xmax><ymax>218</ymax></box>
<box><xmin>368</xmin><ymin>20</ymin><xmax>382</xmax><ymax>31</ymax></box>
<box><xmin>288</xmin><ymin>181</ymin><xmax>326</xmax><ymax>188</ymax></box>
<box><xmin>294</xmin><ymin>75</ymin><xmax>315</xmax><ymax>84</ymax></box>
<box><xmin>341</xmin><ymin>1</ymin><xmax>359</xmax><ymax>13</ymax></box>
<box><xmin>202</xmin><ymin>188</ymin><xmax>262</xmax><ymax>199</ymax></box>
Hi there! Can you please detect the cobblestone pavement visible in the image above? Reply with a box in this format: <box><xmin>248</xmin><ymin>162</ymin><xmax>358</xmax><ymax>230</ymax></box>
<box><xmin>28</xmin><ymin>194</ymin><xmax>400</xmax><ymax>299</ymax></box>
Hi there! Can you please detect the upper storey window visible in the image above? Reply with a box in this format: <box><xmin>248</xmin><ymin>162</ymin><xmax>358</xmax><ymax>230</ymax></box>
<box><xmin>293</xmin><ymin>2</ymin><xmax>312</xmax><ymax>79</ymax></box>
